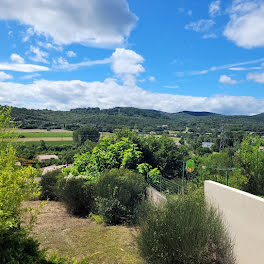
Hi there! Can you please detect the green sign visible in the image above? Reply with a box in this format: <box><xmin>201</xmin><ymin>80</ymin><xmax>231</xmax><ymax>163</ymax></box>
<box><xmin>186</xmin><ymin>159</ymin><xmax>195</xmax><ymax>173</ymax></box>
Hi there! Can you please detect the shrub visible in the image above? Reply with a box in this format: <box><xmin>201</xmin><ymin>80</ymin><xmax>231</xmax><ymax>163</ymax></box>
<box><xmin>0</xmin><ymin>228</ymin><xmax>48</xmax><ymax>264</ymax></box>
<box><xmin>96</xmin><ymin>168</ymin><xmax>147</xmax><ymax>224</ymax></box>
<box><xmin>59</xmin><ymin>176</ymin><xmax>95</xmax><ymax>216</ymax></box>
<box><xmin>40</xmin><ymin>170</ymin><xmax>62</xmax><ymax>201</ymax></box>
<box><xmin>137</xmin><ymin>192</ymin><xmax>236</xmax><ymax>264</ymax></box>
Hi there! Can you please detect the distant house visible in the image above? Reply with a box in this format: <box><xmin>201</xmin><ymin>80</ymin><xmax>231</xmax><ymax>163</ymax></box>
<box><xmin>36</xmin><ymin>154</ymin><xmax>59</xmax><ymax>162</ymax></box>
<box><xmin>202</xmin><ymin>142</ymin><xmax>214</xmax><ymax>148</ymax></box>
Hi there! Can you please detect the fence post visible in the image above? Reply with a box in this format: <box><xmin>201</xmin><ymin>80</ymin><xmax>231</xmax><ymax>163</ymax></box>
<box><xmin>226</xmin><ymin>170</ymin><xmax>229</xmax><ymax>186</ymax></box>
<box><xmin>182</xmin><ymin>160</ymin><xmax>185</xmax><ymax>192</ymax></box>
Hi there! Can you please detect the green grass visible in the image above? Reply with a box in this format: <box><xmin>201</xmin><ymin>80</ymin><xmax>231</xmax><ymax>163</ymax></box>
<box><xmin>169</xmin><ymin>137</ymin><xmax>181</xmax><ymax>142</ymax></box>
<box><xmin>15</xmin><ymin>132</ymin><xmax>73</xmax><ymax>138</ymax></box>
<box><xmin>21</xmin><ymin>141</ymin><xmax>74</xmax><ymax>147</ymax></box>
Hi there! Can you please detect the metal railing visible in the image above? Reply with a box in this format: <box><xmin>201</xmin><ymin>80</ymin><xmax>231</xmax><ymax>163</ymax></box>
<box><xmin>147</xmin><ymin>175</ymin><xmax>184</xmax><ymax>195</ymax></box>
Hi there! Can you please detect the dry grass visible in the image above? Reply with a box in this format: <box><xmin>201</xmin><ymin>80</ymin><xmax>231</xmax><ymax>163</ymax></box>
<box><xmin>22</xmin><ymin>201</ymin><xmax>144</xmax><ymax>264</ymax></box>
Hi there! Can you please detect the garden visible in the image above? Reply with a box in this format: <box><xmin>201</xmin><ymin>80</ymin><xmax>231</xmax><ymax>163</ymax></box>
<box><xmin>0</xmin><ymin>107</ymin><xmax>243</xmax><ymax>264</ymax></box>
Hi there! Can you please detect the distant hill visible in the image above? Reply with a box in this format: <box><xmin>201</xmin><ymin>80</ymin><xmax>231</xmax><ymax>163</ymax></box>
<box><xmin>178</xmin><ymin>111</ymin><xmax>218</xmax><ymax>117</ymax></box>
<box><xmin>5</xmin><ymin>106</ymin><xmax>264</xmax><ymax>134</ymax></box>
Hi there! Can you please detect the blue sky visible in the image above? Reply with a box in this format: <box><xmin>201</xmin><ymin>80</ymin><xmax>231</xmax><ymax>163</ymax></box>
<box><xmin>0</xmin><ymin>0</ymin><xmax>264</xmax><ymax>115</ymax></box>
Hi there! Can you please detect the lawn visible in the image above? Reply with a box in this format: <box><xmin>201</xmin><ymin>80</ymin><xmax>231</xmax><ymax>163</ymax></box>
<box><xmin>169</xmin><ymin>137</ymin><xmax>181</xmax><ymax>142</ymax></box>
<box><xmin>15</xmin><ymin>132</ymin><xmax>73</xmax><ymax>138</ymax></box>
<box><xmin>23</xmin><ymin>201</ymin><xmax>144</xmax><ymax>264</ymax></box>
<box><xmin>21</xmin><ymin>141</ymin><xmax>74</xmax><ymax>147</ymax></box>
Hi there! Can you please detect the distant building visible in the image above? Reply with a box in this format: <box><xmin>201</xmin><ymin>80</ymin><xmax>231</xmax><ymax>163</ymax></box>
<box><xmin>202</xmin><ymin>142</ymin><xmax>214</xmax><ymax>148</ymax></box>
<box><xmin>41</xmin><ymin>164</ymin><xmax>72</xmax><ymax>175</ymax></box>
<box><xmin>36</xmin><ymin>154</ymin><xmax>59</xmax><ymax>162</ymax></box>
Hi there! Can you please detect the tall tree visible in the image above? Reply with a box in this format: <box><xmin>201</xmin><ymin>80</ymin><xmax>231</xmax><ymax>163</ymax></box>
<box><xmin>73</xmin><ymin>126</ymin><xmax>100</xmax><ymax>144</ymax></box>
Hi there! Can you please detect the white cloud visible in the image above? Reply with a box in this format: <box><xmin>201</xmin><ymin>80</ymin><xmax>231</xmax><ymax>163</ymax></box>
<box><xmin>53</xmin><ymin>56</ymin><xmax>111</xmax><ymax>71</ymax></box>
<box><xmin>185</xmin><ymin>19</ymin><xmax>215</xmax><ymax>32</ymax></box>
<box><xmin>22</xmin><ymin>27</ymin><xmax>34</xmax><ymax>42</ymax></box>
<box><xmin>224</xmin><ymin>0</ymin><xmax>264</xmax><ymax>48</ymax></box>
<box><xmin>0</xmin><ymin>79</ymin><xmax>264</xmax><ymax>115</ymax></box>
<box><xmin>187</xmin><ymin>10</ymin><xmax>193</xmax><ymax>16</ymax></box>
<box><xmin>190</xmin><ymin>57</ymin><xmax>264</xmax><ymax>75</ymax></box>
<box><xmin>29</xmin><ymin>46</ymin><xmax>49</xmax><ymax>64</ymax></box>
<box><xmin>219</xmin><ymin>75</ymin><xmax>237</xmax><ymax>84</ymax></box>
<box><xmin>203</xmin><ymin>33</ymin><xmax>217</xmax><ymax>39</ymax></box>
<box><xmin>110</xmin><ymin>48</ymin><xmax>145</xmax><ymax>86</ymax></box>
<box><xmin>66</xmin><ymin>51</ymin><xmax>77</xmax><ymax>58</ymax></box>
<box><xmin>0</xmin><ymin>72</ymin><xmax>13</xmax><ymax>81</ymax></box>
<box><xmin>164</xmin><ymin>85</ymin><xmax>179</xmax><ymax>89</ymax></box>
<box><xmin>209</xmin><ymin>0</ymin><xmax>221</xmax><ymax>17</ymax></box>
<box><xmin>21</xmin><ymin>73</ymin><xmax>40</xmax><ymax>80</ymax></box>
<box><xmin>247</xmin><ymin>72</ymin><xmax>264</xmax><ymax>83</ymax></box>
<box><xmin>10</xmin><ymin>53</ymin><xmax>24</xmax><ymax>64</ymax></box>
<box><xmin>229</xmin><ymin>66</ymin><xmax>263</xmax><ymax>71</ymax></box>
<box><xmin>149</xmin><ymin>76</ymin><xmax>156</xmax><ymax>82</ymax></box>
<box><xmin>0</xmin><ymin>63</ymin><xmax>49</xmax><ymax>73</ymax></box>
<box><xmin>0</xmin><ymin>0</ymin><xmax>137</xmax><ymax>48</ymax></box>
<box><xmin>37</xmin><ymin>41</ymin><xmax>63</xmax><ymax>52</ymax></box>
<box><xmin>111</xmin><ymin>48</ymin><xmax>145</xmax><ymax>76</ymax></box>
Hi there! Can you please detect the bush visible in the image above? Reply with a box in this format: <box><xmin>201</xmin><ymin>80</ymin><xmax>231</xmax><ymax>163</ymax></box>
<box><xmin>0</xmin><ymin>228</ymin><xmax>95</xmax><ymax>264</ymax></box>
<box><xmin>96</xmin><ymin>168</ymin><xmax>147</xmax><ymax>224</ymax></box>
<box><xmin>59</xmin><ymin>176</ymin><xmax>95</xmax><ymax>216</ymax></box>
<box><xmin>0</xmin><ymin>228</ymin><xmax>49</xmax><ymax>264</ymax></box>
<box><xmin>137</xmin><ymin>192</ymin><xmax>236</xmax><ymax>264</ymax></box>
<box><xmin>40</xmin><ymin>170</ymin><xmax>62</xmax><ymax>201</ymax></box>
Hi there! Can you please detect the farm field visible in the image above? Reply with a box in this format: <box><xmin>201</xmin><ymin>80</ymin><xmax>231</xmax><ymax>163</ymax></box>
<box><xmin>14</xmin><ymin>129</ymin><xmax>73</xmax><ymax>143</ymax></box>
<box><xmin>23</xmin><ymin>201</ymin><xmax>143</xmax><ymax>264</ymax></box>
<box><xmin>16</xmin><ymin>137</ymin><xmax>73</xmax><ymax>142</ymax></box>
<box><xmin>15</xmin><ymin>129</ymin><xmax>72</xmax><ymax>133</ymax></box>
<box><xmin>22</xmin><ymin>141</ymin><xmax>74</xmax><ymax>147</ymax></box>
<box><xmin>15</xmin><ymin>130</ymin><xmax>114</xmax><ymax>144</ymax></box>
<box><xmin>15</xmin><ymin>132</ymin><xmax>73</xmax><ymax>138</ymax></box>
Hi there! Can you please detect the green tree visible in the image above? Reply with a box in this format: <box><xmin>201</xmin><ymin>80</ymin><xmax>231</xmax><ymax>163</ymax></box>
<box><xmin>235</xmin><ymin>136</ymin><xmax>264</xmax><ymax>195</ymax></box>
<box><xmin>140</xmin><ymin>135</ymin><xmax>188</xmax><ymax>179</ymax></box>
<box><xmin>40</xmin><ymin>140</ymin><xmax>47</xmax><ymax>151</ymax></box>
<box><xmin>70</xmin><ymin>137</ymin><xmax>142</xmax><ymax>178</ymax></box>
<box><xmin>73</xmin><ymin>126</ymin><xmax>100</xmax><ymax>145</ymax></box>
<box><xmin>0</xmin><ymin>107</ymin><xmax>39</xmax><ymax>231</ymax></box>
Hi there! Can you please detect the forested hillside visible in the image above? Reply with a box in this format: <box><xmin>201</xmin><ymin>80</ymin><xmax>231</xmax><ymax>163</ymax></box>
<box><xmin>9</xmin><ymin>106</ymin><xmax>264</xmax><ymax>133</ymax></box>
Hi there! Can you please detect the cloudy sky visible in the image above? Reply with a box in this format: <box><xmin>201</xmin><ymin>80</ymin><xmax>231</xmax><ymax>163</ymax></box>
<box><xmin>1</xmin><ymin>0</ymin><xmax>264</xmax><ymax>115</ymax></box>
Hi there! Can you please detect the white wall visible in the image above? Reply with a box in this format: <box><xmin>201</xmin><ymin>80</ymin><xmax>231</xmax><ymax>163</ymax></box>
<box><xmin>204</xmin><ymin>180</ymin><xmax>264</xmax><ymax>264</ymax></box>
<box><xmin>146</xmin><ymin>187</ymin><xmax>167</xmax><ymax>205</ymax></box>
